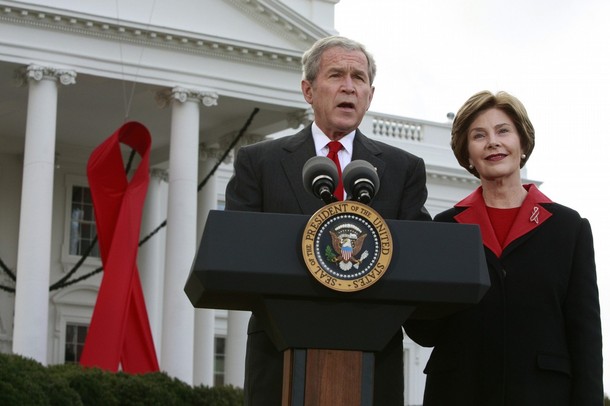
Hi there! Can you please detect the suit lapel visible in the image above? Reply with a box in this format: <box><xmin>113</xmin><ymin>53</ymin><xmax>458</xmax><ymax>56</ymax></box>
<box><xmin>501</xmin><ymin>185</ymin><xmax>552</xmax><ymax>256</ymax></box>
<box><xmin>280</xmin><ymin>126</ymin><xmax>320</xmax><ymax>214</ymax></box>
<box><xmin>281</xmin><ymin>129</ymin><xmax>386</xmax><ymax>214</ymax></box>
<box><xmin>353</xmin><ymin>131</ymin><xmax>386</xmax><ymax>180</ymax></box>
<box><xmin>454</xmin><ymin>190</ymin><xmax>503</xmax><ymax>257</ymax></box>
<box><xmin>454</xmin><ymin>185</ymin><xmax>553</xmax><ymax>258</ymax></box>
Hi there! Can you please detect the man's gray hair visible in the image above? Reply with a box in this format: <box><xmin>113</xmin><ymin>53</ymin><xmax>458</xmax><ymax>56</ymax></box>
<box><xmin>301</xmin><ymin>35</ymin><xmax>376</xmax><ymax>84</ymax></box>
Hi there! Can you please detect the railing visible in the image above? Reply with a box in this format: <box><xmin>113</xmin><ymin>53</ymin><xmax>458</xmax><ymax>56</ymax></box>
<box><xmin>370</xmin><ymin>116</ymin><xmax>423</xmax><ymax>142</ymax></box>
<box><xmin>360</xmin><ymin>112</ymin><xmax>453</xmax><ymax>148</ymax></box>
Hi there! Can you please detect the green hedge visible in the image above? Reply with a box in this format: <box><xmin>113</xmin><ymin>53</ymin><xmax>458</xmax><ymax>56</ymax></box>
<box><xmin>0</xmin><ymin>353</ymin><xmax>243</xmax><ymax>405</ymax></box>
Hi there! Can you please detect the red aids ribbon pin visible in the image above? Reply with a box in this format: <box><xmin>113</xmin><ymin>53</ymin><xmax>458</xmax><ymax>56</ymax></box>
<box><xmin>530</xmin><ymin>206</ymin><xmax>540</xmax><ymax>224</ymax></box>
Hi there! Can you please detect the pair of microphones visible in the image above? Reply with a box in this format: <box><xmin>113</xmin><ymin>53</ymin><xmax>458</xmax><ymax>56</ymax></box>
<box><xmin>302</xmin><ymin>156</ymin><xmax>380</xmax><ymax>205</ymax></box>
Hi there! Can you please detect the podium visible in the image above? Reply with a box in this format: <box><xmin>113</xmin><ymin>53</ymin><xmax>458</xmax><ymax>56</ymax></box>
<box><xmin>185</xmin><ymin>210</ymin><xmax>489</xmax><ymax>405</ymax></box>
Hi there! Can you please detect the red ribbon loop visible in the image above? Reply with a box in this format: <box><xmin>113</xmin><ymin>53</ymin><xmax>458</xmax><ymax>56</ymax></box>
<box><xmin>80</xmin><ymin>121</ymin><xmax>159</xmax><ymax>373</ymax></box>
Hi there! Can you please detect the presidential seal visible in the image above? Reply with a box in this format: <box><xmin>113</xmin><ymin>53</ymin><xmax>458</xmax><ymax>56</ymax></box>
<box><xmin>302</xmin><ymin>201</ymin><xmax>393</xmax><ymax>292</ymax></box>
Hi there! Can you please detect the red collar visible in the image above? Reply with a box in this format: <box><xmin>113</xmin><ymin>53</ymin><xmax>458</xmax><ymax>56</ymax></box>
<box><xmin>454</xmin><ymin>184</ymin><xmax>553</xmax><ymax>257</ymax></box>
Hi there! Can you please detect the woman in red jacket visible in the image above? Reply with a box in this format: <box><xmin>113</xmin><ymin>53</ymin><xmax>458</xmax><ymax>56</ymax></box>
<box><xmin>405</xmin><ymin>90</ymin><xmax>603</xmax><ymax>405</ymax></box>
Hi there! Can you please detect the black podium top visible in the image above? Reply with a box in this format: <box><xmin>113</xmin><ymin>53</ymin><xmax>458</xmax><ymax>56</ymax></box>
<box><xmin>185</xmin><ymin>210</ymin><xmax>489</xmax><ymax>351</ymax></box>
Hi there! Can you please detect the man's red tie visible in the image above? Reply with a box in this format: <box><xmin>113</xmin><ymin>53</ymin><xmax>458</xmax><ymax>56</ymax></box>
<box><xmin>326</xmin><ymin>141</ymin><xmax>343</xmax><ymax>201</ymax></box>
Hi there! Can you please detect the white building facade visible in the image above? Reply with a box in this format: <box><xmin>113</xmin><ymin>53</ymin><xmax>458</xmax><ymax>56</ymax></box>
<box><xmin>0</xmin><ymin>1</ymin><xmax>534</xmax><ymax>404</ymax></box>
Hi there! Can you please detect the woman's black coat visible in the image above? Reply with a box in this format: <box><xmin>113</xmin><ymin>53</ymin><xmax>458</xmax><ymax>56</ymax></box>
<box><xmin>404</xmin><ymin>185</ymin><xmax>603</xmax><ymax>405</ymax></box>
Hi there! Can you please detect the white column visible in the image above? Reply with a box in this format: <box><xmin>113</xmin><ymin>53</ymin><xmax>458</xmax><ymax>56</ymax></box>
<box><xmin>160</xmin><ymin>87</ymin><xmax>218</xmax><ymax>384</ymax></box>
<box><xmin>193</xmin><ymin>310</ymin><xmax>215</xmax><ymax>386</ymax></box>
<box><xmin>193</xmin><ymin>144</ymin><xmax>221</xmax><ymax>386</ymax></box>
<box><xmin>12</xmin><ymin>65</ymin><xmax>76</xmax><ymax>364</ymax></box>
<box><xmin>225</xmin><ymin>310</ymin><xmax>249</xmax><ymax>387</ymax></box>
<box><xmin>138</xmin><ymin>168</ymin><xmax>168</xmax><ymax>358</ymax></box>
<box><xmin>403</xmin><ymin>337</ymin><xmax>432</xmax><ymax>406</ymax></box>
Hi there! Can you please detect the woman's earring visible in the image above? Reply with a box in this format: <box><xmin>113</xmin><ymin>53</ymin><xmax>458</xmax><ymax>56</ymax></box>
<box><xmin>521</xmin><ymin>154</ymin><xmax>526</xmax><ymax>159</ymax></box>
<box><xmin>468</xmin><ymin>164</ymin><xmax>474</xmax><ymax>170</ymax></box>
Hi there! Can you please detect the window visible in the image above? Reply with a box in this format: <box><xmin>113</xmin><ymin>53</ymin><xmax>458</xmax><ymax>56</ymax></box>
<box><xmin>52</xmin><ymin>286</ymin><xmax>97</xmax><ymax>365</ymax></box>
<box><xmin>61</xmin><ymin>175</ymin><xmax>101</xmax><ymax>272</ymax></box>
<box><xmin>69</xmin><ymin>186</ymin><xmax>99</xmax><ymax>258</ymax></box>
<box><xmin>214</xmin><ymin>336</ymin><xmax>226</xmax><ymax>386</ymax></box>
<box><xmin>65</xmin><ymin>323</ymin><xmax>88</xmax><ymax>364</ymax></box>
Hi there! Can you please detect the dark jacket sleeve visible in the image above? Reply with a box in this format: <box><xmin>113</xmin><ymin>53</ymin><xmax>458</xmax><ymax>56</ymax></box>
<box><xmin>398</xmin><ymin>156</ymin><xmax>431</xmax><ymax>221</ymax></box>
<box><xmin>366</xmin><ymin>141</ymin><xmax>431</xmax><ymax>222</ymax></box>
<box><xmin>225</xmin><ymin>143</ymin><xmax>263</xmax><ymax>212</ymax></box>
<box><xmin>565</xmin><ymin>218</ymin><xmax>603</xmax><ymax>405</ymax></box>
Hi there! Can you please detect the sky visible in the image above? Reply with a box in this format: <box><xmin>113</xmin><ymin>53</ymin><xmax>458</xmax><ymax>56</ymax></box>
<box><xmin>335</xmin><ymin>0</ymin><xmax>610</xmax><ymax>393</ymax></box>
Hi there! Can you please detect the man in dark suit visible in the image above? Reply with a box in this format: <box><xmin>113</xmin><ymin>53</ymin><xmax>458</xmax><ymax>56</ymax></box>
<box><xmin>225</xmin><ymin>35</ymin><xmax>431</xmax><ymax>406</ymax></box>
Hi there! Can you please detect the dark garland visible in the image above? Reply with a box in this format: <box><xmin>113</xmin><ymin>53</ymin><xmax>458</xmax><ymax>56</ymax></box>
<box><xmin>0</xmin><ymin>257</ymin><xmax>16</xmax><ymax>293</ymax></box>
<box><xmin>0</xmin><ymin>108</ymin><xmax>259</xmax><ymax>294</ymax></box>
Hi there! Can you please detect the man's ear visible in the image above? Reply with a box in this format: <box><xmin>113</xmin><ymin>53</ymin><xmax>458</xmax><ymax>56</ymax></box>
<box><xmin>366</xmin><ymin>85</ymin><xmax>375</xmax><ymax>110</ymax></box>
<box><xmin>301</xmin><ymin>79</ymin><xmax>313</xmax><ymax>104</ymax></box>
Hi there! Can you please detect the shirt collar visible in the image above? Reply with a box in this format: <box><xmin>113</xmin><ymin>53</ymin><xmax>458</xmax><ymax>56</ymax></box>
<box><xmin>456</xmin><ymin>184</ymin><xmax>552</xmax><ymax>208</ymax></box>
<box><xmin>311</xmin><ymin>122</ymin><xmax>355</xmax><ymax>156</ymax></box>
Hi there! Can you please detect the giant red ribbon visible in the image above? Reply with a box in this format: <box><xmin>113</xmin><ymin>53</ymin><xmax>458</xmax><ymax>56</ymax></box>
<box><xmin>80</xmin><ymin>121</ymin><xmax>159</xmax><ymax>373</ymax></box>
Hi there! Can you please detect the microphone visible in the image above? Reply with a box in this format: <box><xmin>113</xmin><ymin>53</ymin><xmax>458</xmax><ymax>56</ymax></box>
<box><xmin>343</xmin><ymin>160</ymin><xmax>379</xmax><ymax>204</ymax></box>
<box><xmin>302</xmin><ymin>156</ymin><xmax>340</xmax><ymax>205</ymax></box>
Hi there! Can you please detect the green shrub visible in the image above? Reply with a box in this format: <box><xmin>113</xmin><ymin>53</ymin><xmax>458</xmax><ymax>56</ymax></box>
<box><xmin>0</xmin><ymin>355</ymin><xmax>46</xmax><ymax>404</ymax></box>
<box><xmin>49</xmin><ymin>364</ymin><xmax>120</xmax><ymax>406</ymax></box>
<box><xmin>112</xmin><ymin>370</ymin><xmax>194</xmax><ymax>406</ymax></box>
<box><xmin>0</xmin><ymin>353</ymin><xmax>243</xmax><ymax>405</ymax></box>
<box><xmin>0</xmin><ymin>352</ymin><xmax>81</xmax><ymax>405</ymax></box>
<box><xmin>192</xmin><ymin>385</ymin><xmax>244</xmax><ymax>406</ymax></box>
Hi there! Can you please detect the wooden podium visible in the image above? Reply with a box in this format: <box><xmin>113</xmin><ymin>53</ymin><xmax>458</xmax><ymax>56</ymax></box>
<box><xmin>185</xmin><ymin>210</ymin><xmax>489</xmax><ymax>405</ymax></box>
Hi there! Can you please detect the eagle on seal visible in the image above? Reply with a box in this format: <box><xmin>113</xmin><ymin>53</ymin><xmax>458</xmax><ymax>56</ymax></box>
<box><xmin>329</xmin><ymin>231</ymin><xmax>368</xmax><ymax>271</ymax></box>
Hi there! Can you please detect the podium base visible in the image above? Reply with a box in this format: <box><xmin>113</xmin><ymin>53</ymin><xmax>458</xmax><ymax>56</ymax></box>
<box><xmin>282</xmin><ymin>348</ymin><xmax>374</xmax><ymax>406</ymax></box>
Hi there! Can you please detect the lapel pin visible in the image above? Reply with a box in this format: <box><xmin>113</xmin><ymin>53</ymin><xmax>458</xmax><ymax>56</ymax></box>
<box><xmin>530</xmin><ymin>206</ymin><xmax>539</xmax><ymax>224</ymax></box>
